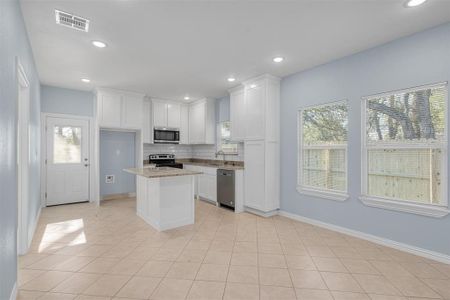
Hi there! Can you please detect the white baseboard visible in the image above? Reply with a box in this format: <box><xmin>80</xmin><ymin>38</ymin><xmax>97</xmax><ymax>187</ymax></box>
<box><xmin>101</xmin><ymin>192</ymin><xmax>136</xmax><ymax>201</ymax></box>
<box><xmin>278</xmin><ymin>210</ymin><xmax>450</xmax><ymax>265</ymax></box>
<box><xmin>9</xmin><ymin>282</ymin><xmax>17</xmax><ymax>300</ymax></box>
<box><xmin>27</xmin><ymin>207</ymin><xmax>41</xmax><ymax>250</ymax></box>
<box><xmin>245</xmin><ymin>206</ymin><xmax>279</xmax><ymax>217</ymax></box>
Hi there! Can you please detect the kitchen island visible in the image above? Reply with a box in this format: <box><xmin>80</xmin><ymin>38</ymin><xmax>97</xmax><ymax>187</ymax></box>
<box><xmin>124</xmin><ymin>166</ymin><xmax>202</xmax><ymax>231</ymax></box>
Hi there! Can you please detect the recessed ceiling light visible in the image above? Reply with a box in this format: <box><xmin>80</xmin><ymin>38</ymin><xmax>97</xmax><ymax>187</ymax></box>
<box><xmin>81</xmin><ymin>78</ymin><xmax>90</xmax><ymax>83</ymax></box>
<box><xmin>184</xmin><ymin>96</ymin><xmax>190</xmax><ymax>100</ymax></box>
<box><xmin>405</xmin><ymin>0</ymin><xmax>427</xmax><ymax>7</ymax></box>
<box><xmin>92</xmin><ymin>40</ymin><xmax>107</xmax><ymax>48</ymax></box>
<box><xmin>227</xmin><ymin>77</ymin><xmax>236</xmax><ymax>82</ymax></box>
<box><xmin>273</xmin><ymin>56</ymin><xmax>284</xmax><ymax>63</ymax></box>
<box><xmin>250</xmin><ymin>84</ymin><xmax>257</xmax><ymax>88</ymax></box>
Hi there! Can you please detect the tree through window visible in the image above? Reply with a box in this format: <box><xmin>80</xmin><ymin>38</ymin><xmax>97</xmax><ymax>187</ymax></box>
<box><xmin>363</xmin><ymin>83</ymin><xmax>447</xmax><ymax>206</ymax></box>
<box><xmin>299</xmin><ymin>101</ymin><xmax>348</xmax><ymax>197</ymax></box>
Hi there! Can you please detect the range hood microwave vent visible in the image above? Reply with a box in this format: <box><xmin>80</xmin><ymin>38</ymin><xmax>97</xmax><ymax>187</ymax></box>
<box><xmin>55</xmin><ymin>9</ymin><xmax>90</xmax><ymax>32</ymax></box>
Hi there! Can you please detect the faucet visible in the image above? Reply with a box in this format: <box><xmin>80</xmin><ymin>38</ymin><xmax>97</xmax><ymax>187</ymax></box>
<box><xmin>215</xmin><ymin>150</ymin><xmax>226</xmax><ymax>162</ymax></box>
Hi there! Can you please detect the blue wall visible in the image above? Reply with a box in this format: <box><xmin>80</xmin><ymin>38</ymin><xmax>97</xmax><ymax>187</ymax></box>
<box><xmin>100</xmin><ymin>131</ymin><xmax>136</xmax><ymax>197</ymax></box>
<box><xmin>41</xmin><ymin>85</ymin><xmax>94</xmax><ymax>117</ymax></box>
<box><xmin>280</xmin><ymin>23</ymin><xmax>450</xmax><ymax>256</ymax></box>
<box><xmin>0</xmin><ymin>0</ymin><xmax>41</xmax><ymax>298</ymax></box>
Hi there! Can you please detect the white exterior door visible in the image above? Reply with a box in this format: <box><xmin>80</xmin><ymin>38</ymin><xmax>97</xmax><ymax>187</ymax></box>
<box><xmin>45</xmin><ymin>116</ymin><xmax>90</xmax><ymax>206</ymax></box>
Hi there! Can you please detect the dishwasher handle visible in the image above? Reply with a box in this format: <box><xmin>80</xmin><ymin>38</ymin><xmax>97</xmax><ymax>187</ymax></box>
<box><xmin>217</xmin><ymin>169</ymin><xmax>233</xmax><ymax>176</ymax></box>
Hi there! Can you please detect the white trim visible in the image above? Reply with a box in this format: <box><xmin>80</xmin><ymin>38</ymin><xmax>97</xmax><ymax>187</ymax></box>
<box><xmin>9</xmin><ymin>282</ymin><xmax>17</xmax><ymax>300</ymax></box>
<box><xmin>16</xmin><ymin>58</ymin><xmax>29</xmax><ymax>88</ymax></box>
<box><xmin>245</xmin><ymin>206</ymin><xmax>279</xmax><ymax>217</ymax></box>
<box><xmin>278</xmin><ymin>210</ymin><xmax>450</xmax><ymax>265</ymax></box>
<box><xmin>362</xmin><ymin>81</ymin><xmax>448</xmax><ymax>100</ymax></box>
<box><xmin>359</xmin><ymin>196</ymin><xmax>449</xmax><ymax>218</ymax></box>
<box><xmin>95</xmin><ymin>87</ymin><xmax>145</xmax><ymax>98</ymax></box>
<box><xmin>27</xmin><ymin>207</ymin><xmax>41</xmax><ymax>248</ymax></box>
<box><xmin>40</xmin><ymin>113</ymin><xmax>95</xmax><ymax>207</ymax></box>
<box><xmin>361</xmin><ymin>83</ymin><xmax>449</xmax><ymax>216</ymax></box>
<box><xmin>297</xmin><ymin>101</ymin><xmax>349</xmax><ymax>200</ymax></box>
<box><xmin>16</xmin><ymin>57</ymin><xmax>30</xmax><ymax>256</ymax></box>
<box><xmin>297</xmin><ymin>186</ymin><xmax>349</xmax><ymax>202</ymax></box>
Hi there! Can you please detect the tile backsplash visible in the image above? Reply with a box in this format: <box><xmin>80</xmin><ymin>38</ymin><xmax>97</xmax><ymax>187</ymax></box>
<box><xmin>143</xmin><ymin>144</ymin><xmax>192</xmax><ymax>159</ymax></box>
<box><xmin>191</xmin><ymin>144</ymin><xmax>244</xmax><ymax>161</ymax></box>
<box><xmin>143</xmin><ymin>143</ymin><xmax>244</xmax><ymax>161</ymax></box>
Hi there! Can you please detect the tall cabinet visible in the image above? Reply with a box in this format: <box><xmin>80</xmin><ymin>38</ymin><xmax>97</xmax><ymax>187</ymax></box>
<box><xmin>229</xmin><ymin>74</ymin><xmax>280</xmax><ymax>216</ymax></box>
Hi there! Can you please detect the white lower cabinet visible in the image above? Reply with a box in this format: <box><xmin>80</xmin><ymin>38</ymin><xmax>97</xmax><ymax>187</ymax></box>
<box><xmin>198</xmin><ymin>173</ymin><xmax>217</xmax><ymax>202</ymax></box>
<box><xmin>184</xmin><ymin>165</ymin><xmax>217</xmax><ymax>202</ymax></box>
<box><xmin>184</xmin><ymin>164</ymin><xmax>244</xmax><ymax>212</ymax></box>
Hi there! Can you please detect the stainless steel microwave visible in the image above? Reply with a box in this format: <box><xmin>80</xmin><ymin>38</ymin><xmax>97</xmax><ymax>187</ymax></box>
<box><xmin>154</xmin><ymin>128</ymin><xmax>180</xmax><ymax>144</ymax></box>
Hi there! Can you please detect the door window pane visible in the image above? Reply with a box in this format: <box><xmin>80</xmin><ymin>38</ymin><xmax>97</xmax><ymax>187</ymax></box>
<box><xmin>54</xmin><ymin>126</ymin><xmax>82</xmax><ymax>163</ymax></box>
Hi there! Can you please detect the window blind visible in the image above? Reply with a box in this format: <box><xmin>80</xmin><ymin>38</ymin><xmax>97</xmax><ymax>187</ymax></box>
<box><xmin>300</xmin><ymin>101</ymin><xmax>348</xmax><ymax>193</ymax></box>
<box><xmin>364</xmin><ymin>83</ymin><xmax>447</xmax><ymax>205</ymax></box>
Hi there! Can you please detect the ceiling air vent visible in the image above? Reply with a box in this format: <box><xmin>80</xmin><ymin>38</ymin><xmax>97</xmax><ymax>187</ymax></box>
<box><xmin>55</xmin><ymin>9</ymin><xmax>90</xmax><ymax>32</ymax></box>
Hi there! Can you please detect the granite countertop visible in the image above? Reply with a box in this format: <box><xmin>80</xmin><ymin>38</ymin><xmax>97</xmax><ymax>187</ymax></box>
<box><xmin>124</xmin><ymin>167</ymin><xmax>202</xmax><ymax>178</ymax></box>
<box><xmin>177</xmin><ymin>159</ymin><xmax>245</xmax><ymax>170</ymax></box>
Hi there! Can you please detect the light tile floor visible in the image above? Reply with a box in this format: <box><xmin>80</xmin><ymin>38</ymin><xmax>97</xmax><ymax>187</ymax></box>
<box><xmin>17</xmin><ymin>197</ymin><xmax>450</xmax><ymax>300</ymax></box>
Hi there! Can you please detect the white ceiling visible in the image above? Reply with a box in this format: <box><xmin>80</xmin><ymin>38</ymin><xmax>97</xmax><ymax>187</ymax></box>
<box><xmin>20</xmin><ymin>0</ymin><xmax>450</xmax><ymax>101</ymax></box>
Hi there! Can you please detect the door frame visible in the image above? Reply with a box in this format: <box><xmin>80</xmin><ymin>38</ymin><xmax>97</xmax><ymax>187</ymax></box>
<box><xmin>40</xmin><ymin>113</ymin><xmax>95</xmax><ymax>207</ymax></box>
<box><xmin>16</xmin><ymin>58</ymin><xmax>30</xmax><ymax>255</ymax></box>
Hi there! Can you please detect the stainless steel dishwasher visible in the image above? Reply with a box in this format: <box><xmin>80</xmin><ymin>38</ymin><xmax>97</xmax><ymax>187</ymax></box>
<box><xmin>217</xmin><ymin>169</ymin><xmax>235</xmax><ymax>209</ymax></box>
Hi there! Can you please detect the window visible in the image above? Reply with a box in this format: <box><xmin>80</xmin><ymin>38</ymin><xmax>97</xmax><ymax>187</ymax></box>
<box><xmin>217</xmin><ymin>121</ymin><xmax>238</xmax><ymax>154</ymax></box>
<box><xmin>361</xmin><ymin>83</ymin><xmax>449</xmax><ymax>217</ymax></box>
<box><xmin>53</xmin><ymin>125</ymin><xmax>82</xmax><ymax>163</ymax></box>
<box><xmin>298</xmin><ymin>101</ymin><xmax>349</xmax><ymax>201</ymax></box>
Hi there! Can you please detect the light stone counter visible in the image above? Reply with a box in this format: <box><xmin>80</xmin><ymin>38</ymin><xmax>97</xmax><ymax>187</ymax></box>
<box><xmin>124</xmin><ymin>166</ymin><xmax>202</xmax><ymax>178</ymax></box>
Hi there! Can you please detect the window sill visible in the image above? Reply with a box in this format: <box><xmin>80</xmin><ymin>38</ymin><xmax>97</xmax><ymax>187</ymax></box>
<box><xmin>359</xmin><ymin>196</ymin><xmax>450</xmax><ymax>218</ymax></box>
<box><xmin>297</xmin><ymin>186</ymin><xmax>349</xmax><ymax>202</ymax></box>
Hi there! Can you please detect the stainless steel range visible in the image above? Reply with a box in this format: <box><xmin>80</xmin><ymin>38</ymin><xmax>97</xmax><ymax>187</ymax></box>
<box><xmin>149</xmin><ymin>154</ymin><xmax>183</xmax><ymax>169</ymax></box>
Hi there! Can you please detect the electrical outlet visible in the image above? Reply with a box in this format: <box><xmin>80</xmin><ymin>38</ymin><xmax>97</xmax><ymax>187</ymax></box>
<box><xmin>105</xmin><ymin>175</ymin><xmax>115</xmax><ymax>184</ymax></box>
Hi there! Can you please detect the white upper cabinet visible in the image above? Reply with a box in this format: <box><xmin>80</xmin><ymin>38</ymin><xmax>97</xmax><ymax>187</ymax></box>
<box><xmin>152</xmin><ymin>100</ymin><xmax>168</xmax><ymax>128</ymax></box>
<box><xmin>98</xmin><ymin>92</ymin><xmax>122</xmax><ymax>128</ymax></box>
<box><xmin>97</xmin><ymin>88</ymin><xmax>144</xmax><ymax>130</ymax></box>
<box><xmin>142</xmin><ymin>99</ymin><xmax>152</xmax><ymax>144</ymax></box>
<box><xmin>122</xmin><ymin>94</ymin><xmax>143</xmax><ymax>129</ymax></box>
<box><xmin>188</xmin><ymin>98</ymin><xmax>215</xmax><ymax>144</ymax></box>
<box><xmin>167</xmin><ymin>103</ymin><xmax>181</xmax><ymax>128</ymax></box>
<box><xmin>180</xmin><ymin>104</ymin><xmax>189</xmax><ymax>144</ymax></box>
<box><xmin>152</xmin><ymin>99</ymin><xmax>181</xmax><ymax>129</ymax></box>
<box><xmin>229</xmin><ymin>86</ymin><xmax>245</xmax><ymax>141</ymax></box>
<box><xmin>188</xmin><ymin>101</ymin><xmax>205</xmax><ymax>144</ymax></box>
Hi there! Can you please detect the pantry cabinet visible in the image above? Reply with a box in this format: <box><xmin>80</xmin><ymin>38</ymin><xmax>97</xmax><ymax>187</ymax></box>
<box><xmin>97</xmin><ymin>88</ymin><xmax>144</xmax><ymax>130</ymax></box>
<box><xmin>229</xmin><ymin>74</ymin><xmax>281</xmax><ymax>216</ymax></box>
